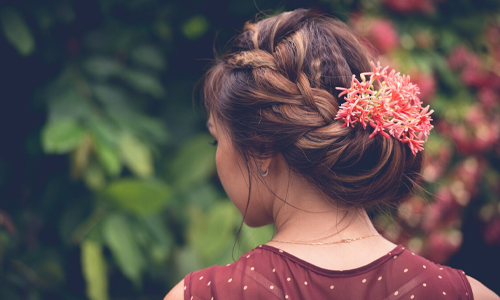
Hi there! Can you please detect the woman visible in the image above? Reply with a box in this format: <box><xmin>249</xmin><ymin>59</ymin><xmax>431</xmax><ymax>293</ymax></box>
<box><xmin>166</xmin><ymin>9</ymin><xmax>499</xmax><ymax>300</ymax></box>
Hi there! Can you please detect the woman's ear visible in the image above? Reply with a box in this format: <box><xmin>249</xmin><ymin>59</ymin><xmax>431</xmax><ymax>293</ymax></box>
<box><xmin>258</xmin><ymin>158</ymin><xmax>272</xmax><ymax>176</ymax></box>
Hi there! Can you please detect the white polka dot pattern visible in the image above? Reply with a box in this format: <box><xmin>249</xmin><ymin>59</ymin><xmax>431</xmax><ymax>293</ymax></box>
<box><xmin>182</xmin><ymin>244</ymin><xmax>472</xmax><ymax>300</ymax></box>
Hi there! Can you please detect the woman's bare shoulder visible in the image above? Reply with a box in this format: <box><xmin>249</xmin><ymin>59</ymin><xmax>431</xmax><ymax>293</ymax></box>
<box><xmin>164</xmin><ymin>279</ymin><xmax>185</xmax><ymax>300</ymax></box>
<box><xmin>467</xmin><ymin>275</ymin><xmax>500</xmax><ymax>300</ymax></box>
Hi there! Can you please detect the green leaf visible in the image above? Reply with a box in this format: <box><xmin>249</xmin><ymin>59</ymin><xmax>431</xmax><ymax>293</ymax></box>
<box><xmin>131</xmin><ymin>45</ymin><xmax>166</xmax><ymax>71</ymax></box>
<box><xmin>188</xmin><ymin>201</ymin><xmax>238</xmax><ymax>263</ymax></box>
<box><xmin>437</xmin><ymin>28</ymin><xmax>461</xmax><ymax>52</ymax></box>
<box><xmin>88</xmin><ymin>115</ymin><xmax>120</xmax><ymax>145</ymax></box>
<box><xmin>81</xmin><ymin>239</ymin><xmax>109</xmax><ymax>300</ymax></box>
<box><xmin>83</xmin><ymin>56</ymin><xmax>123</xmax><ymax>79</ymax></box>
<box><xmin>119</xmin><ymin>70</ymin><xmax>165</xmax><ymax>98</ymax></box>
<box><xmin>430</xmin><ymin>52</ymin><xmax>460</xmax><ymax>88</ymax></box>
<box><xmin>141</xmin><ymin>216</ymin><xmax>173</xmax><ymax>263</ymax></box>
<box><xmin>119</xmin><ymin>133</ymin><xmax>154</xmax><ymax>178</ymax></box>
<box><xmin>102</xmin><ymin>214</ymin><xmax>145</xmax><ymax>287</ymax></box>
<box><xmin>174</xmin><ymin>246</ymin><xmax>202</xmax><ymax>281</ymax></box>
<box><xmin>31</xmin><ymin>255</ymin><xmax>65</xmax><ymax>289</ymax></box>
<box><xmin>0</xmin><ymin>8</ymin><xmax>35</xmax><ymax>55</ymax></box>
<box><xmin>71</xmin><ymin>134</ymin><xmax>93</xmax><ymax>177</ymax></box>
<box><xmin>410</xmin><ymin>51</ymin><xmax>433</xmax><ymax>74</ymax></box>
<box><xmin>169</xmin><ymin>134</ymin><xmax>216</xmax><ymax>189</ymax></box>
<box><xmin>41</xmin><ymin>119</ymin><xmax>86</xmax><ymax>154</ymax></box>
<box><xmin>184</xmin><ymin>183</ymin><xmax>221</xmax><ymax>210</ymax></box>
<box><xmin>154</xmin><ymin>20</ymin><xmax>173</xmax><ymax>41</ymax></box>
<box><xmin>47</xmin><ymin>87</ymin><xmax>93</xmax><ymax>122</ymax></box>
<box><xmin>132</xmin><ymin>115</ymin><xmax>169</xmax><ymax>143</ymax></box>
<box><xmin>94</xmin><ymin>138</ymin><xmax>121</xmax><ymax>176</ymax></box>
<box><xmin>92</xmin><ymin>84</ymin><xmax>133</xmax><ymax>114</ymax></box>
<box><xmin>98</xmin><ymin>179</ymin><xmax>171</xmax><ymax>216</ymax></box>
<box><xmin>182</xmin><ymin>15</ymin><xmax>209</xmax><ymax>40</ymax></box>
<box><xmin>84</xmin><ymin>161</ymin><xmax>106</xmax><ymax>190</ymax></box>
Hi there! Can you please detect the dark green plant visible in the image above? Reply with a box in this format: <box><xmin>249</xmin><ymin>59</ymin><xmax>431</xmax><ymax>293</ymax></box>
<box><xmin>1</xmin><ymin>0</ymin><xmax>499</xmax><ymax>299</ymax></box>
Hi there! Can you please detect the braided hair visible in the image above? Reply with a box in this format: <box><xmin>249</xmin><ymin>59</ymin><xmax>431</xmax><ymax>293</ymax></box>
<box><xmin>202</xmin><ymin>9</ymin><xmax>423</xmax><ymax>209</ymax></box>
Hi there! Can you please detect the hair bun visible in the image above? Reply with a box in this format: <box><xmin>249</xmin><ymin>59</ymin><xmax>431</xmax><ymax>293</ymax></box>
<box><xmin>203</xmin><ymin>9</ymin><xmax>423</xmax><ymax>208</ymax></box>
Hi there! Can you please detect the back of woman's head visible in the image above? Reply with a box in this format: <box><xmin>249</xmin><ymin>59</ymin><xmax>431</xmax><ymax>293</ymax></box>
<box><xmin>203</xmin><ymin>8</ymin><xmax>423</xmax><ymax>209</ymax></box>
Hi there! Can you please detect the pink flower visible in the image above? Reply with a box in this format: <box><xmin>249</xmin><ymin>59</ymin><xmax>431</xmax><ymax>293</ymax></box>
<box><xmin>483</xmin><ymin>218</ymin><xmax>500</xmax><ymax>246</ymax></box>
<box><xmin>414</xmin><ymin>31</ymin><xmax>435</xmax><ymax>48</ymax></box>
<box><xmin>438</xmin><ymin>106</ymin><xmax>500</xmax><ymax>154</ymax></box>
<box><xmin>350</xmin><ymin>16</ymin><xmax>399</xmax><ymax>55</ymax></box>
<box><xmin>422</xmin><ymin>187</ymin><xmax>460</xmax><ymax>233</ymax></box>
<box><xmin>383</xmin><ymin>0</ymin><xmax>438</xmax><ymax>15</ymax></box>
<box><xmin>368</xmin><ymin>19</ymin><xmax>399</xmax><ymax>54</ymax></box>
<box><xmin>448</xmin><ymin>45</ymin><xmax>498</xmax><ymax>89</ymax></box>
<box><xmin>424</xmin><ymin>230</ymin><xmax>462</xmax><ymax>264</ymax></box>
<box><xmin>411</xmin><ymin>71</ymin><xmax>436</xmax><ymax>102</ymax></box>
<box><xmin>422</xmin><ymin>144</ymin><xmax>451</xmax><ymax>182</ymax></box>
<box><xmin>478</xmin><ymin>88</ymin><xmax>499</xmax><ymax>108</ymax></box>
<box><xmin>448</xmin><ymin>46</ymin><xmax>472</xmax><ymax>70</ymax></box>
<box><xmin>336</xmin><ymin>62</ymin><xmax>434</xmax><ymax>155</ymax></box>
<box><xmin>485</xmin><ymin>24</ymin><xmax>500</xmax><ymax>63</ymax></box>
<box><xmin>452</xmin><ymin>157</ymin><xmax>485</xmax><ymax>199</ymax></box>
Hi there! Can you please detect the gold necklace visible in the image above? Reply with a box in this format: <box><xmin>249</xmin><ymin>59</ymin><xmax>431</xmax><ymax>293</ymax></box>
<box><xmin>270</xmin><ymin>234</ymin><xmax>381</xmax><ymax>245</ymax></box>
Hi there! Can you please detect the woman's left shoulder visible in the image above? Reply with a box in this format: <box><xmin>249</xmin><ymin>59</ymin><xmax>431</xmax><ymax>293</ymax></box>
<box><xmin>177</xmin><ymin>247</ymin><xmax>270</xmax><ymax>300</ymax></box>
<box><xmin>399</xmin><ymin>247</ymin><xmax>499</xmax><ymax>299</ymax></box>
<box><xmin>466</xmin><ymin>275</ymin><xmax>500</xmax><ymax>300</ymax></box>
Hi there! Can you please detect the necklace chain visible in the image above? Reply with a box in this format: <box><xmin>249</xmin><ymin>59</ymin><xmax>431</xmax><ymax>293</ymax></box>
<box><xmin>270</xmin><ymin>234</ymin><xmax>381</xmax><ymax>246</ymax></box>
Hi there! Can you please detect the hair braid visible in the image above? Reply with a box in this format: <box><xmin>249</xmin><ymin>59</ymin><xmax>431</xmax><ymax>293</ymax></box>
<box><xmin>203</xmin><ymin>9</ymin><xmax>424</xmax><ymax>209</ymax></box>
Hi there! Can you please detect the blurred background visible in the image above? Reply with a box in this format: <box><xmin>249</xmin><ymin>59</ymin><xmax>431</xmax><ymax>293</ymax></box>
<box><xmin>1</xmin><ymin>0</ymin><xmax>499</xmax><ymax>299</ymax></box>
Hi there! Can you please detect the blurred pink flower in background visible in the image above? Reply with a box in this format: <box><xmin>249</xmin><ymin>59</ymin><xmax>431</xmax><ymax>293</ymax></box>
<box><xmin>422</xmin><ymin>144</ymin><xmax>452</xmax><ymax>182</ymax></box>
<box><xmin>452</xmin><ymin>157</ymin><xmax>485</xmax><ymax>198</ymax></box>
<box><xmin>398</xmin><ymin>196</ymin><xmax>425</xmax><ymax>228</ymax></box>
<box><xmin>478</xmin><ymin>88</ymin><xmax>498</xmax><ymax>108</ymax></box>
<box><xmin>448</xmin><ymin>45</ymin><xmax>500</xmax><ymax>90</ymax></box>
<box><xmin>383</xmin><ymin>0</ymin><xmax>440</xmax><ymax>15</ymax></box>
<box><xmin>485</xmin><ymin>24</ymin><xmax>500</xmax><ymax>63</ymax></box>
<box><xmin>351</xmin><ymin>15</ymin><xmax>399</xmax><ymax>55</ymax></box>
<box><xmin>424</xmin><ymin>230</ymin><xmax>462</xmax><ymax>263</ymax></box>
<box><xmin>483</xmin><ymin>218</ymin><xmax>500</xmax><ymax>246</ymax></box>
<box><xmin>368</xmin><ymin>19</ymin><xmax>399</xmax><ymax>54</ymax></box>
<box><xmin>414</xmin><ymin>31</ymin><xmax>435</xmax><ymax>49</ymax></box>
<box><xmin>422</xmin><ymin>187</ymin><xmax>461</xmax><ymax>233</ymax></box>
<box><xmin>355</xmin><ymin>8</ymin><xmax>500</xmax><ymax>267</ymax></box>
<box><xmin>411</xmin><ymin>71</ymin><xmax>436</xmax><ymax>102</ymax></box>
<box><xmin>447</xmin><ymin>46</ymin><xmax>471</xmax><ymax>70</ymax></box>
<box><xmin>438</xmin><ymin>106</ymin><xmax>500</xmax><ymax>154</ymax></box>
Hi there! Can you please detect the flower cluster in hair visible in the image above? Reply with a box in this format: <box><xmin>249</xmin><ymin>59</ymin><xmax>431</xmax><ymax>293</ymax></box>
<box><xmin>335</xmin><ymin>61</ymin><xmax>434</xmax><ymax>155</ymax></box>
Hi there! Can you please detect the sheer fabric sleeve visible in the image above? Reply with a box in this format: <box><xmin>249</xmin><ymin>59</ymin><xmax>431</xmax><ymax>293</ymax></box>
<box><xmin>184</xmin><ymin>263</ymin><xmax>285</xmax><ymax>300</ymax></box>
<box><xmin>183</xmin><ymin>245</ymin><xmax>474</xmax><ymax>300</ymax></box>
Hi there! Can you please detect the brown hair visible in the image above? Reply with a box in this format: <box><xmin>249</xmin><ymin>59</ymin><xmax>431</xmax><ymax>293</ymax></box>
<box><xmin>203</xmin><ymin>9</ymin><xmax>423</xmax><ymax>210</ymax></box>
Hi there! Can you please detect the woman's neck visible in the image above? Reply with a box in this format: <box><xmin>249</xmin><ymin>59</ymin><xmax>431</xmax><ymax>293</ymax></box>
<box><xmin>269</xmin><ymin>172</ymin><xmax>380</xmax><ymax>243</ymax></box>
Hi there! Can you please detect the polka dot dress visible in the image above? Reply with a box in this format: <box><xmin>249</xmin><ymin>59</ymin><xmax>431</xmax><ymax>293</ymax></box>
<box><xmin>183</xmin><ymin>244</ymin><xmax>473</xmax><ymax>300</ymax></box>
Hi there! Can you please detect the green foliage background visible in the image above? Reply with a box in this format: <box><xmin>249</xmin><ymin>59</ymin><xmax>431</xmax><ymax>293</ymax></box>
<box><xmin>1</xmin><ymin>0</ymin><xmax>499</xmax><ymax>299</ymax></box>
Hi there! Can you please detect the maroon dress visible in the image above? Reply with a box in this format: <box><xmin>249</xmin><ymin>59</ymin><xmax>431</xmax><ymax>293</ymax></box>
<box><xmin>183</xmin><ymin>244</ymin><xmax>473</xmax><ymax>300</ymax></box>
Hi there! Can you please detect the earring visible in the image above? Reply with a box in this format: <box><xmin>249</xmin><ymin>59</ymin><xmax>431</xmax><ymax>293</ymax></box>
<box><xmin>258</xmin><ymin>166</ymin><xmax>269</xmax><ymax>177</ymax></box>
